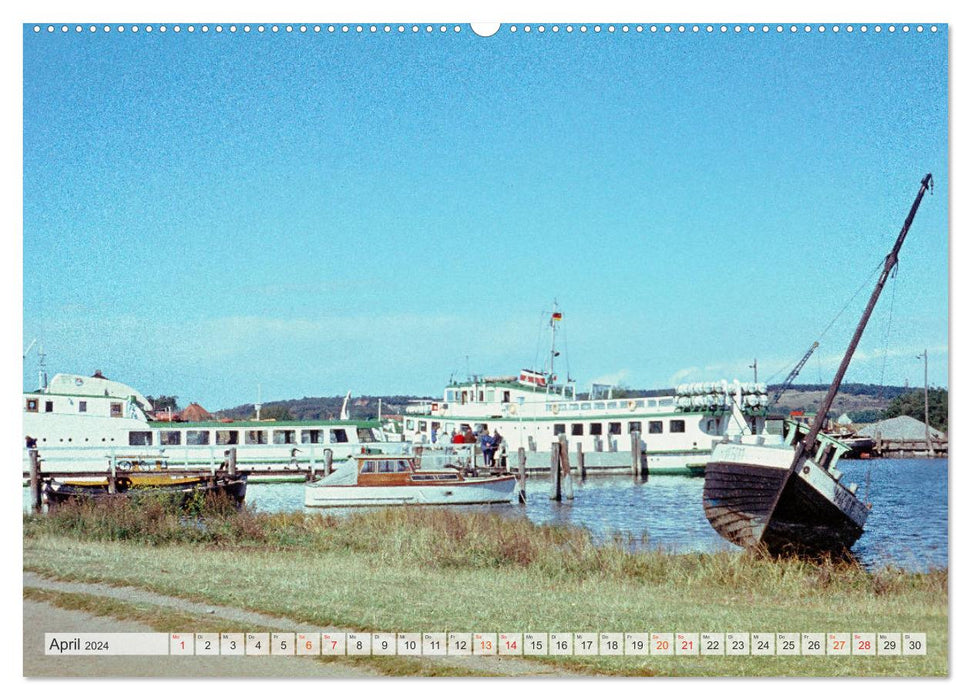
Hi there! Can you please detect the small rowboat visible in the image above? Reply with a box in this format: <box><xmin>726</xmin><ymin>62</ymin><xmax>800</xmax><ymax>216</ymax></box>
<box><xmin>43</xmin><ymin>472</ymin><xmax>248</xmax><ymax>506</ymax></box>
<box><xmin>304</xmin><ymin>454</ymin><xmax>517</xmax><ymax>507</ymax></box>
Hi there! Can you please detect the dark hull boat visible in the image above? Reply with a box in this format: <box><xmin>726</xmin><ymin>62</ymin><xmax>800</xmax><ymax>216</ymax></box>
<box><xmin>43</xmin><ymin>472</ymin><xmax>248</xmax><ymax>507</ymax></box>
<box><xmin>704</xmin><ymin>174</ymin><xmax>934</xmax><ymax>556</ymax></box>
<box><xmin>704</xmin><ymin>426</ymin><xmax>869</xmax><ymax>556</ymax></box>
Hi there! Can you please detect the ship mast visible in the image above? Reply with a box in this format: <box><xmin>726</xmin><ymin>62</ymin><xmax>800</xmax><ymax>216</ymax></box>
<box><xmin>794</xmin><ymin>174</ymin><xmax>932</xmax><ymax>464</ymax></box>
<box><xmin>549</xmin><ymin>300</ymin><xmax>561</xmax><ymax>397</ymax></box>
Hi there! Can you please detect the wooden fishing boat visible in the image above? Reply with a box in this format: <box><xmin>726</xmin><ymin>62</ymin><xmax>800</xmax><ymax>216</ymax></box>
<box><xmin>43</xmin><ymin>471</ymin><xmax>248</xmax><ymax>506</ymax></box>
<box><xmin>703</xmin><ymin>174</ymin><xmax>934</xmax><ymax>556</ymax></box>
<box><xmin>304</xmin><ymin>454</ymin><xmax>517</xmax><ymax>507</ymax></box>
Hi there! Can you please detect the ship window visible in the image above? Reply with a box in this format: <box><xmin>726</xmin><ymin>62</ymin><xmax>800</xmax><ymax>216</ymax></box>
<box><xmin>461</xmin><ymin>391</ymin><xmax>468</xmax><ymax>404</ymax></box>
<box><xmin>568</xmin><ymin>403</ymin><xmax>579</xmax><ymax>411</ymax></box>
<box><xmin>628</xmin><ymin>421</ymin><xmax>642</xmax><ymax>434</ymax></box>
<box><xmin>670</xmin><ymin>420</ymin><xmax>686</xmax><ymax>433</ymax></box>
<box><xmin>478</xmin><ymin>391</ymin><xmax>484</xmax><ymax>401</ymax></box>
<box><xmin>79</xmin><ymin>401</ymin><xmax>87</xmax><ymax>413</ymax></box>
<box><xmin>245</xmin><ymin>430</ymin><xmax>267</xmax><ymax>445</ymax></box>
<box><xmin>356</xmin><ymin>427</ymin><xmax>374</xmax><ymax>442</ymax></box>
<box><xmin>503</xmin><ymin>391</ymin><xmax>510</xmax><ymax>403</ymax></box>
<box><xmin>273</xmin><ymin>430</ymin><xmax>296</xmax><ymax>445</ymax></box>
<box><xmin>330</xmin><ymin>429</ymin><xmax>349</xmax><ymax>443</ymax></box>
<box><xmin>360</xmin><ymin>460</ymin><xmax>376</xmax><ymax>473</ymax></box>
<box><xmin>446</xmin><ymin>390</ymin><xmax>454</xmax><ymax>402</ymax></box>
<box><xmin>659</xmin><ymin>398</ymin><xmax>674</xmax><ymax>407</ymax></box>
<box><xmin>649</xmin><ymin>421</ymin><xmax>663</xmax><ymax>434</ymax></box>
<box><xmin>593</xmin><ymin>402</ymin><xmax>605</xmax><ymax>410</ymax></box>
<box><xmin>110</xmin><ymin>402</ymin><xmax>122</xmax><ymax>417</ymax></box>
<box><xmin>474</xmin><ymin>423</ymin><xmax>488</xmax><ymax>434</ymax></box>
<box><xmin>301</xmin><ymin>430</ymin><xmax>323</xmax><ymax>444</ymax></box>
<box><xmin>571</xmin><ymin>423</ymin><xmax>584</xmax><ymax>436</ymax></box>
<box><xmin>45</xmin><ymin>401</ymin><xmax>54</xmax><ymax>413</ymax></box>
<box><xmin>486</xmin><ymin>390</ymin><xmax>495</xmax><ymax>402</ymax></box>
<box><xmin>160</xmin><ymin>431</ymin><xmax>182</xmax><ymax>446</ymax></box>
<box><xmin>553</xmin><ymin>424</ymin><xmax>566</xmax><ymax>436</ymax></box>
<box><xmin>128</xmin><ymin>431</ymin><xmax>152</xmax><ymax>446</ymax></box>
<box><xmin>608</xmin><ymin>422</ymin><xmax>622</xmax><ymax>435</ymax></box>
<box><xmin>606</xmin><ymin>401</ymin><xmax>618</xmax><ymax>409</ymax></box>
<box><xmin>580</xmin><ymin>403</ymin><xmax>591</xmax><ymax>410</ymax></box>
<box><xmin>589</xmin><ymin>423</ymin><xmax>603</xmax><ymax>436</ymax></box>
<box><xmin>186</xmin><ymin>430</ymin><xmax>210</xmax><ymax>445</ymax></box>
<box><xmin>216</xmin><ymin>430</ymin><xmax>239</xmax><ymax>445</ymax></box>
<box><xmin>647</xmin><ymin>399</ymin><xmax>657</xmax><ymax>408</ymax></box>
<box><xmin>26</xmin><ymin>398</ymin><xmax>38</xmax><ymax>412</ymax></box>
<box><xmin>405</xmin><ymin>419</ymin><xmax>414</xmax><ymax>430</ymax></box>
<box><xmin>418</xmin><ymin>421</ymin><xmax>427</xmax><ymax>432</ymax></box>
<box><xmin>396</xmin><ymin>460</ymin><xmax>410</xmax><ymax>473</ymax></box>
<box><xmin>378</xmin><ymin>460</ymin><xmax>394</xmax><ymax>473</ymax></box>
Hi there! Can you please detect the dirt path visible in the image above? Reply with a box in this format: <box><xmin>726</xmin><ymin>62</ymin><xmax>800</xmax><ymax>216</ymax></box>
<box><xmin>23</xmin><ymin>571</ymin><xmax>571</xmax><ymax>678</ymax></box>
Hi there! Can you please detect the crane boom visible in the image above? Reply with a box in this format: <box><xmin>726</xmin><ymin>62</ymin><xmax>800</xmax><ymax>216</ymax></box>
<box><xmin>770</xmin><ymin>341</ymin><xmax>819</xmax><ymax>406</ymax></box>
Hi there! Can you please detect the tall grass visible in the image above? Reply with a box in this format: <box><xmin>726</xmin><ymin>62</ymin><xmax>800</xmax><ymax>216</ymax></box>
<box><xmin>23</xmin><ymin>499</ymin><xmax>946</xmax><ymax>599</ymax></box>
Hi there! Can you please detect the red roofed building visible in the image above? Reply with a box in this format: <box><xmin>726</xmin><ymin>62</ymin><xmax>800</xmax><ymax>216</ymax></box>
<box><xmin>179</xmin><ymin>402</ymin><xmax>212</xmax><ymax>422</ymax></box>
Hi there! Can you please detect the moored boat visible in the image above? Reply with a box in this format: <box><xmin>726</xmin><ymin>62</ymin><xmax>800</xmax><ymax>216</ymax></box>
<box><xmin>402</xmin><ymin>305</ymin><xmax>771</xmax><ymax>475</ymax></box>
<box><xmin>304</xmin><ymin>454</ymin><xmax>517</xmax><ymax>507</ymax></box>
<box><xmin>43</xmin><ymin>471</ymin><xmax>248</xmax><ymax>507</ymax></box>
<box><xmin>22</xmin><ymin>372</ymin><xmax>389</xmax><ymax>478</ymax></box>
<box><xmin>703</xmin><ymin>173</ymin><xmax>934</xmax><ymax>556</ymax></box>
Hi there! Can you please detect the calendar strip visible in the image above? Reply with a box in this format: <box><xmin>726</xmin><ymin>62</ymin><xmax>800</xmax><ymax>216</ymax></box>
<box><xmin>45</xmin><ymin>632</ymin><xmax>927</xmax><ymax>656</ymax></box>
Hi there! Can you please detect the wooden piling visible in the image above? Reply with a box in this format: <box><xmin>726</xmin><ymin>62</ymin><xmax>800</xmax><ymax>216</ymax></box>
<box><xmin>323</xmin><ymin>448</ymin><xmax>334</xmax><ymax>475</ymax></box>
<box><xmin>576</xmin><ymin>442</ymin><xmax>586</xmax><ymax>480</ymax></box>
<box><xmin>517</xmin><ymin>447</ymin><xmax>527</xmax><ymax>504</ymax></box>
<box><xmin>226</xmin><ymin>447</ymin><xmax>238</xmax><ymax>477</ymax></box>
<box><xmin>559</xmin><ymin>435</ymin><xmax>574</xmax><ymax>500</ymax></box>
<box><xmin>549</xmin><ymin>441</ymin><xmax>561</xmax><ymax>501</ymax></box>
<box><xmin>631</xmin><ymin>430</ymin><xmax>643</xmax><ymax>478</ymax></box>
<box><xmin>28</xmin><ymin>449</ymin><xmax>42</xmax><ymax>513</ymax></box>
<box><xmin>108</xmin><ymin>456</ymin><xmax>117</xmax><ymax>494</ymax></box>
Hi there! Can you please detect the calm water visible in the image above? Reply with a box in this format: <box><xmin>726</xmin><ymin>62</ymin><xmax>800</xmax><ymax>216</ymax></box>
<box><xmin>25</xmin><ymin>458</ymin><xmax>947</xmax><ymax>572</ymax></box>
<box><xmin>243</xmin><ymin>458</ymin><xmax>948</xmax><ymax>572</ymax></box>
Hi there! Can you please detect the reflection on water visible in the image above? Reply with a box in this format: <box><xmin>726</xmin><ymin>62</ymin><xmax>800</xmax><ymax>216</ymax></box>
<box><xmin>243</xmin><ymin>458</ymin><xmax>947</xmax><ymax>572</ymax></box>
<box><xmin>25</xmin><ymin>459</ymin><xmax>946</xmax><ymax>572</ymax></box>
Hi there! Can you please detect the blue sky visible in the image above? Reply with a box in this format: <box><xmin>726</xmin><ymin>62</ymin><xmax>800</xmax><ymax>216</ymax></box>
<box><xmin>22</xmin><ymin>22</ymin><xmax>948</xmax><ymax>409</ymax></box>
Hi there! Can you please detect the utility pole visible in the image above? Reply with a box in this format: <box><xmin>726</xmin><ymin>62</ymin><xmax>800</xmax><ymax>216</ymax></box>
<box><xmin>749</xmin><ymin>358</ymin><xmax>758</xmax><ymax>384</ymax></box>
<box><xmin>918</xmin><ymin>349</ymin><xmax>931</xmax><ymax>456</ymax></box>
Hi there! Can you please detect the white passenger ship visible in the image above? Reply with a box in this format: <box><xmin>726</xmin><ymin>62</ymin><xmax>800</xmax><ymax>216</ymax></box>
<box><xmin>401</xmin><ymin>309</ymin><xmax>769</xmax><ymax>475</ymax></box>
<box><xmin>22</xmin><ymin>372</ymin><xmax>387</xmax><ymax>477</ymax></box>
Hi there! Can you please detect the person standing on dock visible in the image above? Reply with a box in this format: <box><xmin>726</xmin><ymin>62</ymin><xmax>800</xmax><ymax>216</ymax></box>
<box><xmin>480</xmin><ymin>430</ymin><xmax>494</xmax><ymax>467</ymax></box>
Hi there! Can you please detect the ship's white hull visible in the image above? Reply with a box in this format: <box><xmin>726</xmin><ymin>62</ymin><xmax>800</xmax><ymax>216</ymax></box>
<box><xmin>304</xmin><ymin>475</ymin><xmax>517</xmax><ymax>507</ymax></box>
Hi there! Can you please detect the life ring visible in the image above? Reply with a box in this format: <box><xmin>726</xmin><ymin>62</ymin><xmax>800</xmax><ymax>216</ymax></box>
<box><xmin>627</xmin><ymin>400</ymin><xmax>637</xmax><ymax>411</ymax></box>
<box><xmin>551</xmin><ymin>404</ymin><xmax>560</xmax><ymax>415</ymax></box>
<box><xmin>508</xmin><ymin>403</ymin><xmax>517</xmax><ymax>415</ymax></box>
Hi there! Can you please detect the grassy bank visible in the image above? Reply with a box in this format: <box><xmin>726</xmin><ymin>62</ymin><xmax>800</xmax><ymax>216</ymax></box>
<box><xmin>23</xmin><ymin>499</ymin><xmax>947</xmax><ymax>676</ymax></box>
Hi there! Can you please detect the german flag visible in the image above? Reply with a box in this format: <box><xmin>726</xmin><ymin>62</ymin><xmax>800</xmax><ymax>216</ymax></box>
<box><xmin>551</xmin><ymin>311</ymin><xmax>563</xmax><ymax>322</ymax></box>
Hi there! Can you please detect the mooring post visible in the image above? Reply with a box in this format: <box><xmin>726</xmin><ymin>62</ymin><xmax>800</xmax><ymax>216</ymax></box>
<box><xmin>28</xmin><ymin>449</ymin><xmax>42</xmax><ymax>513</ymax></box>
<box><xmin>323</xmin><ymin>448</ymin><xmax>334</xmax><ymax>475</ymax></box>
<box><xmin>226</xmin><ymin>447</ymin><xmax>238</xmax><ymax>478</ymax></box>
<box><xmin>560</xmin><ymin>435</ymin><xmax>574</xmax><ymax>500</ymax></box>
<box><xmin>549</xmin><ymin>441</ymin><xmax>561</xmax><ymax>501</ymax></box>
<box><xmin>631</xmin><ymin>430</ymin><xmax>642</xmax><ymax>479</ymax></box>
<box><xmin>517</xmin><ymin>446</ymin><xmax>527</xmax><ymax>504</ymax></box>
<box><xmin>576</xmin><ymin>442</ymin><xmax>586</xmax><ymax>480</ymax></box>
<box><xmin>108</xmin><ymin>454</ymin><xmax>117</xmax><ymax>494</ymax></box>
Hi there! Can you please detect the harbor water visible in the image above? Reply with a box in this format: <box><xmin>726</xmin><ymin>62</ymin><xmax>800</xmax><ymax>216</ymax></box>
<box><xmin>243</xmin><ymin>457</ymin><xmax>948</xmax><ymax>572</ymax></box>
<box><xmin>25</xmin><ymin>458</ymin><xmax>947</xmax><ymax>572</ymax></box>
